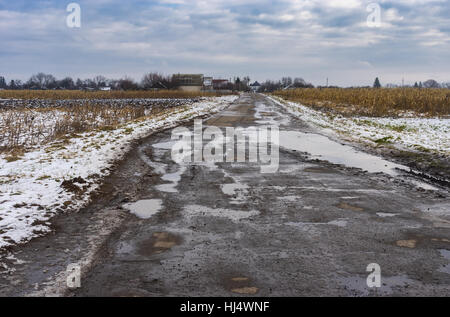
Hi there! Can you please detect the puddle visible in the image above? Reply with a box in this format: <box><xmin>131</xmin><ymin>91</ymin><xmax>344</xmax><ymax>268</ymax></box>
<box><xmin>338</xmin><ymin>274</ymin><xmax>414</xmax><ymax>296</ymax></box>
<box><xmin>420</xmin><ymin>204</ymin><xmax>450</xmax><ymax>228</ymax></box>
<box><xmin>279</xmin><ymin>164</ymin><xmax>309</xmax><ymax>173</ymax></box>
<box><xmin>221</xmin><ymin>172</ymin><xmax>250</xmax><ymax>204</ymax></box>
<box><xmin>138</xmin><ymin>146</ymin><xmax>166</xmax><ymax>174</ymax></box>
<box><xmin>277</xmin><ymin>196</ymin><xmax>299</xmax><ymax>202</ymax></box>
<box><xmin>138</xmin><ymin>232</ymin><xmax>182</xmax><ymax>256</ymax></box>
<box><xmin>231</xmin><ymin>277</ymin><xmax>249</xmax><ymax>282</ymax></box>
<box><xmin>438</xmin><ymin>249</ymin><xmax>450</xmax><ymax>274</ymax></box>
<box><xmin>327</xmin><ymin>220</ymin><xmax>348</xmax><ymax>227</ymax></box>
<box><xmin>224</xmin><ymin>276</ymin><xmax>259</xmax><ymax>295</ymax></box>
<box><xmin>221</xmin><ymin>183</ymin><xmax>249</xmax><ymax>204</ymax></box>
<box><xmin>377</xmin><ymin>212</ymin><xmax>398</xmax><ymax>218</ymax></box>
<box><xmin>231</xmin><ymin>287</ymin><xmax>259</xmax><ymax>295</ymax></box>
<box><xmin>156</xmin><ymin>166</ymin><xmax>187</xmax><ymax>193</ymax></box>
<box><xmin>409</xmin><ymin>179</ymin><xmax>440</xmax><ymax>191</ymax></box>
<box><xmin>337</xmin><ymin>202</ymin><xmax>364</xmax><ymax>212</ymax></box>
<box><xmin>152</xmin><ymin>141</ymin><xmax>177</xmax><ymax>150</ymax></box>
<box><xmin>304</xmin><ymin>167</ymin><xmax>338</xmax><ymax>174</ymax></box>
<box><xmin>222</xmin><ymin>183</ymin><xmax>249</xmax><ymax>196</ymax></box>
<box><xmin>254</xmin><ymin>102</ymin><xmax>290</xmax><ymax>126</ymax></box>
<box><xmin>285</xmin><ymin>222</ymin><xmax>321</xmax><ymax>236</ymax></box>
<box><xmin>396</xmin><ymin>240</ymin><xmax>417</xmax><ymax>248</ymax></box>
<box><xmin>277</xmin><ymin>131</ymin><xmax>408</xmax><ymax>176</ymax></box>
<box><xmin>123</xmin><ymin>199</ymin><xmax>163</xmax><ymax>219</ymax></box>
<box><xmin>184</xmin><ymin>205</ymin><xmax>259</xmax><ymax>222</ymax></box>
<box><xmin>139</xmin><ymin>141</ymin><xmax>191</xmax><ymax>194</ymax></box>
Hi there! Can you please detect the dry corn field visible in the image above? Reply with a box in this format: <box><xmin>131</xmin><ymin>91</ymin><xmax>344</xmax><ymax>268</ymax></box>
<box><xmin>273</xmin><ymin>88</ymin><xmax>450</xmax><ymax>117</ymax></box>
<box><xmin>0</xmin><ymin>89</ymin><xmax>229</xmax><ymax>100</ymax></box>
<box><xmin>0</xmin><ymin>90</ymin><xmax>236</xmax><ymax>153</ymax></box>
<box><xmin>0</xmin><ymin>98</ymin><xmax>219</xmax><ymax>154</ymax></box>
<box><xmin>0</xmin><ymin>105</ymin><xmax>162</xmax><ymax>152</ymax></box>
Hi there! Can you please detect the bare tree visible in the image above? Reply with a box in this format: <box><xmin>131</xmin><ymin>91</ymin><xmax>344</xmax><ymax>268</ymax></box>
<box><xmin>141</xmin><ymin>72</ymin><xmax>165</xmax><ymax>89</ymax></box>
<box><xmin>0</xmin><ymin>76</ymin><xmax>6</xmax><ymax>89</ymax></box>
<box><xmin>117</xmin><ymin>77</ymin><xmax>138</xmax><ymax>90</ymax></box>
<box><xmin>423</xmin><ymin>79</ymin><xmax>440</xmax><ymax>88</ymax></box>
<box><xmin>281</xmin><ymin>77</ymin><xmax>293</xmax><ymax>87</ymax></box>
<box><xmin>93</xmin><ymin>75</ymin><xmax>108</xmax><ymax>88</ymax></box>
<box><xmin>58</xmin><ymin>77</ymin><xmax>75</xmax><ymax>89</ymax></box>
<box><xmin>27</xmin><ymin>73</ymin><xmax>56</xmax><ymax>89</ymax></box>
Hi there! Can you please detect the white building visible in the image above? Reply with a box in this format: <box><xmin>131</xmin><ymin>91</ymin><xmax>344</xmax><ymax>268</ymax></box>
<box><xmin>249</xmin><ymin>81</ymin><xmax>261</xmax><ymax>92</ymax></box>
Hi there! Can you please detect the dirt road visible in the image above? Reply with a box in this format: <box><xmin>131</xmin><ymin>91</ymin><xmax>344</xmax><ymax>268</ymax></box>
<box><xmin>1</xmin><ymin>93</ymin><xmax>449</xmax><ymax>296</ymax></box>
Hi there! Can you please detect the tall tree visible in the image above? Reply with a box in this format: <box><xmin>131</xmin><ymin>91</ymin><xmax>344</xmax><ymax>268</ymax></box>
<box><xmin>0</xmin><ymin>76</ymin><xmax>6</xmax><ymax>89</ymax></box>
<box><xmin>373</xmin><ymin>77</ymin><xmax>381</xmax><ymax>88</ymax></box>
<box><xmin>58</xmin><ymin>77</ymin><xmax>75</xmax><ymax>89</ymax></box>
<box><xmin>423</xmin><ymin>79</ymin><xmax>440</xmax><ymax>88</ymax></box>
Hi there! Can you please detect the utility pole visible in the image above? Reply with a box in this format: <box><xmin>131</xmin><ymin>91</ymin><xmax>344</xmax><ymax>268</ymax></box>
<box><xmin>326</xmin><ymin>78</ymin><xmax>329</xmax><ymax>87</ymax></box>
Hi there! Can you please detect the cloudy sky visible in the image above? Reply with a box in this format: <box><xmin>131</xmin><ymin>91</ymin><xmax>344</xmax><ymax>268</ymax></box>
<box><xmin>1</xmin><ymin>0</ymin><xmax>449</xmax><ymax>86</ymax></box>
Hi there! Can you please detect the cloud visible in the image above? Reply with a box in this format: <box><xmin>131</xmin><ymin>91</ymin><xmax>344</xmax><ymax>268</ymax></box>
<box><xmin>0</xmin><ymin>0</ymin><xmax>449</xmax><ymax>86</ymax></box>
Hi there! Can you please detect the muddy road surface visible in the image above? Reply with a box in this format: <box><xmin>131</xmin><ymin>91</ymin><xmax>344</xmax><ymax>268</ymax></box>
<box><xmin>1</xmin><ymin>93</ymin><xmax>449</xmax><ymax>297</ymax></box>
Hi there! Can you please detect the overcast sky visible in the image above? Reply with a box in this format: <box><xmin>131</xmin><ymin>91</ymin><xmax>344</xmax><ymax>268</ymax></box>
<box><xmin>1</xmin><ymin>0</ymin><xmax>449</xmax><ymax>86</ymax></box>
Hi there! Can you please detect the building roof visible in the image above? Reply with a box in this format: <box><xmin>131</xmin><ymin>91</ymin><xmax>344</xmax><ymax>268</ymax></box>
<box><xmin>172</xmin><ymin>74</ymin><xmax>204</xmax><ymax>86</ymax></box>
<box><xmin>250</xmin><ymin>81</ymin><xmax>261</xmax><ymax>87</ymax></box>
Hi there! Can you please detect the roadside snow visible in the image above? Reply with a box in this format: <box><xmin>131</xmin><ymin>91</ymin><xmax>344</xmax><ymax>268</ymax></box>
<box><xmin>0</xmin><ymin>95</ymin><xmax>238</xmax><ymax>249</ymax></box>
<box><xmin>268</xmin><ymin>95</ymin><xmax>449</xmax><ymax>155</ymax></box>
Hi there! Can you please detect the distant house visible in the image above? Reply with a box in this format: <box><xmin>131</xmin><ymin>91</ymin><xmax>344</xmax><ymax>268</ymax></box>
<box><xmin>250</xmin><ymin>81</ymin><xmax>261</xmax><ymax>92</ymax></box>
<box><xmin>100</xmin><ymin>86</ymin><xmax>112</xmax><ymax>91</ymax></box>
<box><xmin>173</xmin><ymin>74</ymin><xmax>204</xmax><ymax>92</ymax></box>
<box><xmin>212</xmin><ymin>79</ymin><xmax>230</xmax><ymax>90</ymax></box>
<box><xmin>203</xmin><ymin>77</ymin><xmax>213</xmax><ymax>90</ymax></box>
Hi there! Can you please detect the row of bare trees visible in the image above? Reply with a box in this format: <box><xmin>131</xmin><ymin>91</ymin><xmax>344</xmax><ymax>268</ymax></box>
<box><xmin>2</xmin><ymin>73</ymin><xmax>448</xmax><ymax>91</ymax></box>
<box><xmin>0</xmin><ymin>73</ymin><xmax>170</xmax><ymax>91</ymax></box>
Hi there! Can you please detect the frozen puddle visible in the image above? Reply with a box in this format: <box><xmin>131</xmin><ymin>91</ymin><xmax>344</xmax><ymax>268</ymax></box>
<box><xmin>254</xmin><ymin>102</ymin><xmax>290</xmax><ymax>126</ymax></box>
<box><xmin>184</xmin><ymin>205</ymin><xmax>259</xmax><ymax>222</ymax></box>
<box><xmin>156</xmin><ymin>166</ymin><xmax>187</xmax><ymax>193</ymax></box>
<box><xmin>222</xmin><ymin>183</ymin><xmax>249</xmax><ymax>204</ymax></box>
<box><xmin>278</xmin><ymin>131</ymin><xmax>407</xmax><ymax>176</ymax></box>
<box><xmin>123</xmin><ymin>199</ymin><xmax>163</xmax><ymax>219</ymax></box>
<box><xmin>377</xmin><ymin>212</ymin><xmax>399</xmax><ymax>218</ymax></box>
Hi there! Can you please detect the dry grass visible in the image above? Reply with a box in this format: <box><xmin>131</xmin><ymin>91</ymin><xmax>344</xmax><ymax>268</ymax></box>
<box><xmin>0</xmin><ymin>89</ymin><xmax>231</xmax><ymax>100</ymax></box>
<box><xmin>273</xmin><ymin>88</ymin><xmax>450</xmax><ymax>117</ymax></box>
<box><xmin>0</xmin><ymin>90</ymin><xmax>234</xmax><ymax>153</ymax></box>
<box><xmin>0</xmin><ymin>104</ymin><xmax>171</xmax><ymax>153</ymax></box>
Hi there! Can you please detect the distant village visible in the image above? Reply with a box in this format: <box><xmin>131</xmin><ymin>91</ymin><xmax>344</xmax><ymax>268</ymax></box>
<box><xmin>0</xmin><ymin>73</ymin><xmax>264</xmax><ymax>93</ymax></box>
<box><xmin>0</xmin><ymin>72</ymin><xmax>317</xmax><ymax>93</ymax></box>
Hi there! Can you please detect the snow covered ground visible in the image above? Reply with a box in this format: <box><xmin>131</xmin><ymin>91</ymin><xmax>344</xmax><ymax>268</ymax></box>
<box><xmin>0</xmin><ymin>96</ymin><xmax>238</xmax><ymax>249</ymax></box>
<box><xmin>269</xmin><ymin>96</ymin><xmax>450</xmax><ymax>155</ymax></box>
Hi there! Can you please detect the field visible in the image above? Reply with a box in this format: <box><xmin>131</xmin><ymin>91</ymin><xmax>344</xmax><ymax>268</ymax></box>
<box><xmin>273</xmin><ymin>88</ymin><xmax>450</xmax><ymax>117</ymax></box>
<box><xmin>0</xmin><ymin>89</ymin><xmax>228</xmax><ymax>100</ymax></box>
<box><xmin>0</xmin><ymin>90</ymin><xmax>234</xmax><ymax>154</ymax></box>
